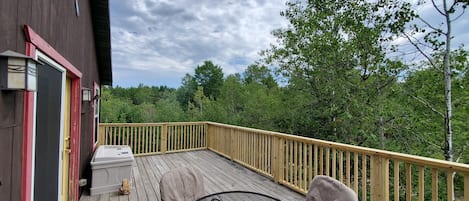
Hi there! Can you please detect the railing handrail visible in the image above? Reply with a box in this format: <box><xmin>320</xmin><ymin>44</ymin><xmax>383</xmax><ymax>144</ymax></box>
<box><xmin>205</xmin><ymin>121</ymin><xmax>469</xmax><ymax>173</ymax></box>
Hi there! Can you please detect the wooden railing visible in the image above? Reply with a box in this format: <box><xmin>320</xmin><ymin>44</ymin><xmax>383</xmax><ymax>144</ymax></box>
<box><xmin>98</xmin><ymin>122</ymin><xmax>207</xmax><ymax>156</ymax></box>
<box><xmin>206</xmin><ymin>122</ymin><xmax>469</xmax><ymax>201</ymax></box>
<box><xmin>99</xmin><ymin>122</ymin><xmax>469</xmax><ymax>201</ymax></box>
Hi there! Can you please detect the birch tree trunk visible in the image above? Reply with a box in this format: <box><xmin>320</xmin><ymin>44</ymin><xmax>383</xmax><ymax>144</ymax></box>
<box><xmin>442</xmin><ymin>0</ymin><xmax>453</xmax><ymax>163</ymax></box>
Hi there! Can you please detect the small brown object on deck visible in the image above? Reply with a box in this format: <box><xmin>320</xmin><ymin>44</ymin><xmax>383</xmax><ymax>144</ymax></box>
<box><xmin>120</xmin><ymin>178</ymin><xmax>131</xmax><ymax>195</ymax></box>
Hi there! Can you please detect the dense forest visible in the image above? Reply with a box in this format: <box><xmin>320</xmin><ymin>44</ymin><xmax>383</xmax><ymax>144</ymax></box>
<box><xmin>101</xmin><ymin>0</ymin><xmax>468</xmax><ymax>164</ymax></box>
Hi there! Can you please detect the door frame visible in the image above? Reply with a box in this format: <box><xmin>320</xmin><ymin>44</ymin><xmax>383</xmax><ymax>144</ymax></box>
<box><xmin>33</xmin><ymin>52</ymin><xmax>66</xmax><ymax>201</ymax></box>
<box><xmin>22</xmin><ymin>25</ymin><xmax>82</xmax><ymax>201</ymax></box>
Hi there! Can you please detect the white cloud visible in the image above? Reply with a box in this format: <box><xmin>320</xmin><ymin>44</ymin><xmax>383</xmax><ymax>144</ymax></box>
<box><xmin>110</xmin><ymin>0</ymin><xmax>288</xmax><ymax>87</ymax></box>
<box><xmin>109</xmin><ymin>0</ymin><xmax>468</xmax><ymax>88</ymax></box>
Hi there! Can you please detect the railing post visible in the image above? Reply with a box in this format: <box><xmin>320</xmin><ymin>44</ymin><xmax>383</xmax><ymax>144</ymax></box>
<box><xmin>272</xmin><ymin>136</ymin><xmax>284</xmax><ymax>183</ymax></box>
<box><xmin>161</xmin><ymin>124</ymin><xmax>167</xmax><ymax>154</ymax></box>
<box><xmin>97</xmin><ymin>124</ymin><xmax>105</xmax><ymax>146</ymax></box>
<box><xmin>464</xmin><ymin>173</ymin><xmax>469</xmax><ymax>201</ymax></box>
<box><xmin>206</xmin><ymin>123</ymin><xmax>211</xmax><ymax>149</ymax></box>
<box><xmin>370</xmin><ymin>155</ymin><xmax>389</xmax><ymax>201</ymax></box>
<box><xmin>230</xmin><ymin>128</ymin><xmax>236</xmax><ymax>161</ymax></box>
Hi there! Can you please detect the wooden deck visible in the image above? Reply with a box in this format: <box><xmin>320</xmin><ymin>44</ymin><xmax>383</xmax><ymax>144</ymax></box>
<box><xmin>79</xmin><ymin>150</ymin><xmax>304</xmax><ymax>201</ymax></box>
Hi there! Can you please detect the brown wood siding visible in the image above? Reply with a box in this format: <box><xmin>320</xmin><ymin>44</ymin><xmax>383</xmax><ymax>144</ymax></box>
<box><xmin>0</xmin><ymin>0</ymin><xmax>103</xmax><ymax>198</ymax></box>
<box><xmin>0</xmin><ymin>92</ymin><xmax>24</xmax><ymax>201</ymax></box>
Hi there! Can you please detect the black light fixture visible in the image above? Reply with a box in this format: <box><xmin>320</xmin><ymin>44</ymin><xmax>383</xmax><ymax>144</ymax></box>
<box><xmin>0</xmin><ymin>50</ymin><xmax>39</xmax><ymax>91</ymax></box>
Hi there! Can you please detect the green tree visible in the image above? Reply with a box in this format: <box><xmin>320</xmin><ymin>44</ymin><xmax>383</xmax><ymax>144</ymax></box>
<box><xmin>176</xmin><ymin>73</ymin><xmax>197</xmax><ymax>110</ymax></box>
<box><xmin>243</xmin><ymin>64</ymin><xmax>277</xmax><ymax>89</ymax></box>
<box><xmin>263</xmin><ymin>0</ymin><xmax>408</xmax><ymax>146</ymax></box>
<box><xmin>398</xmin><ymin>0</ymin><xmax>468</xmax><ymax>163</ymax></box>
<box><xmin>194</xmin><ymin>61</ymin><xmax>224</xmax><ymax>99</ymax></box>
<box><xmin>188</xmin><ymin>86</ymin><xmax>211</xmax><ymax>120</ymax></box>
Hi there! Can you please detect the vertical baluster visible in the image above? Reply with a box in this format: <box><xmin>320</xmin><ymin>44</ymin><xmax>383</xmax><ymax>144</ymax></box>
<box><xmin>250</xmin><ymin>132</ymin><xmax>252</xmax><ymax>165</ymax></box>
<box><xmin>143</xmin><ymin>126</ymin><xmax>147</xmax><ymax>154</ymax></box>
<box><xmin>292</xmin><ymin>141</ymin><xmax>298</xmax><ymax>185</ymax></box>
<box><xmin>354</xmin><ymin>153</ymin><xmax>359</xmax><ymax>193</ymax></box>
<box><xmin>129</xmin><ymin>128</ymin><xmax>135</xmax><ymax>154</ymax></box>
<box><xmin>362</xmin><ymin>155</ymin><xmax>367</xmax><ymax>201</ymax></box>
<box><xmin>406</xmin><ymin>163</ymin><xmax>412</xmax><ymax>201</ymax></box>
<box><xmin>149</xmin><ymin>126</ymin><xmax>153</xmax><ymax>153</ymax></box>
<box><xmin>339</xmin><ymin>151</ymin><xmax>344</xmax><ymax>182</ymax></box>
<box><xmin>298</xmin><ymin>142</ymin><xmax>303</xmax><ymax>189</ymax></box>
<box><xmin>103</xmin><ymin>126</ymin><xmax>108</xmax><ymax>145</ymax></box>
<box><xmin>394</xmin><ymin>160</ymin><xmax>400</xmax><ymax>201</ymax></box>
<box><xmin>124</xmin><ymin>126</ymin><xmax>127</xmax><ymax>146</ymax></box>
<box><xmin>256</xmin><ymin>134</ymin><xmax>260</xmax><ymax>168</ymax></box>
<box><xmin>332</xmin><ymin>149</ymin><xmax>337</xmax><ymax>179</ymax></box>
<box><xmin>191</xmin><ymin>125</ymin><xmax>195</xmax><ymax>149</ymax></box>
<box><xmin>303</xmin><ymin>143</ymin><xmax>307</xmax><ymax>191</ymax></box>
<box><xmin>261</xmin><ymin>135</ymin><xmax>265</xmax><ymax>172</ymax></box>
<box><xmin>325</xmin><ymin>147</ymin><xmax>330</xmax><ymax>176</ymax></box>
<box><xmin>319</xmin><ymin>147</ymin><xmax>324</xmax><ymax>175</ymax></box>
<box><xmin>346</xmin><ymin>152</ymin><xmax>351</xmax><ymax>187</ymax></box>
<box><xmin>113</xmin><ymin>126</ymin><xmax>117</xmax><ymax>145</ymax></box>
<box><xmin>447</xmin><ymin>171</ymin><xmax>454</xmax><ymax>201</ymax></box>
<box><xmin>117</xmin><ymin>126</ymin><xmax>121</xmax><ymax>145</ymax></box>
<box><xmin>194</xmin><ymin>125</ymin><xmax>198</xmax><ymax>148</ymax></box>
<box><xmin>432</xmin><ymin>170</ymin><xmax>440</xmax><ymax>201</ymax></box>
<box><xmin>157</xmin><ymin>125</ymin><xmax>161</xmax><ymax>152</ymax></box>
<box><xmin>173</xmin><ymin>126</ymin><xmax>176</xmax><ymax>151</ymax></box>
<box><xmin>138</xmin><ymin>126</ymin><xmax>142</xmax><ymax>154</ymax></box>
<box><xmin>185</xmin><ymin>125</ymin><xmax>188</xmax><ymax>149</ymax></box>
<box><xmin>288</xmin><ymin>140</ymin><xmax>293</xmax><ymax>184</ymax></box>
<box><xmin>309</xmin><ymin>144</ymin><xmax>313</xmax><ymax>186</ymax></box>
<box><xmin>314</xmin><ymin>145</ymin><xmax>318</xmax><ymax>177</ymax></box>
<box><xmin>168</xmin><ymin>126</ymin><xmax>172</xmax><ymax>151</ymax></box>
<box><xmin>181</xmin><ymin>125</ymin><xmax>184</xmax><ymax>150</ymax></box>
<box><xmin>418</xmin><ymin>166</ymin><xmax>424</xmax><ymax>201</ymax></box>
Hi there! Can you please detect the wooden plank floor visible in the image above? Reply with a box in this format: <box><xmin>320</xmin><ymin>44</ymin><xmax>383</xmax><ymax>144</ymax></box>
<box><xmin>80</xmin><ymin>150</ymin><xmax>304</xmax><ymax>201</ymax></box>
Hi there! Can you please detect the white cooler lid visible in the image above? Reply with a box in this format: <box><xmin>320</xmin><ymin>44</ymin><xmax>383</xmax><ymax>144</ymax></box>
<box><xmin>93</xmin><ymin>145</ymin><xmax>134</xmax><ymax>162</ymax></box>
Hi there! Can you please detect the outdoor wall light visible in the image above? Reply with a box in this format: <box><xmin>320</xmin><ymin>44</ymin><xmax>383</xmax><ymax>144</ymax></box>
<box><xmin>0</xmin><ymin>50</ymin><xmax>39</xmax><ymax>91</ymax></box>
<box><xmin>82</xmin><ymin>88</ymin><xmax>93</xmax><ymax>102</ymax></box>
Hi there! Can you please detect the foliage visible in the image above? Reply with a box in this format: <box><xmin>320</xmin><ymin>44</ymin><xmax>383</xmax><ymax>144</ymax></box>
<box><xmin>100</xmin><ymin>2</ymin><xmax>469</xmax><ymax>168</ymax></box>
<box><xmin>194</xmin><ymin>60</ymin><xmax>224</xmax><ymax>99</ymax></box>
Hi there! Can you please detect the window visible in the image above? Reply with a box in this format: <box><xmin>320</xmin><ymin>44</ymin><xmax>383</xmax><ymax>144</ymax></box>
<box><xmin>93</xmin><ymin>84</ymin><xmax>100</xmax><ymax>145</ymax></box>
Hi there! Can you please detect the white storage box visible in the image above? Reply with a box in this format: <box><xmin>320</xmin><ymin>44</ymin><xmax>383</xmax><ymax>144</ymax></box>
<box><xmin>90</xmin><ymin>145</ymin><xmax>134</xmax><ymax>195</ymax></box>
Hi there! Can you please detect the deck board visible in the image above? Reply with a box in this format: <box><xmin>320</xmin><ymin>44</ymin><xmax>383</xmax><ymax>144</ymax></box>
<box><xmin>80</xmin><ymin>150</ymin><xmax>304</xmax><ymax>201</ymax></box>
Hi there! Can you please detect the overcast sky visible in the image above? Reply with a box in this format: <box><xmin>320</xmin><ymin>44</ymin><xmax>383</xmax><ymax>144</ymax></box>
<box><xmin>109</xmin><ymin>0</ymin><xmax>468</xmax><ymax>88</ymax></box>
<box><xmin>110</xmin><ymin>0</ymin><xmax>287</xmax><ymax>88</ymax></box>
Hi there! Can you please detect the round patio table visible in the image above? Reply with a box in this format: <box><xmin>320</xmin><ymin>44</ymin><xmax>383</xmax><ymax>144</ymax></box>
<box><xmin>196</xmin><ymin>191</ymin><xmax>281</xmax><ymax>201</ymax></box>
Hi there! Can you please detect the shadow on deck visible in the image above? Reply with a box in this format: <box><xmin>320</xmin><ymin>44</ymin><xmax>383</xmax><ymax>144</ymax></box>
<box><xmin>79</xmin><ymin>150</ymin><xmax>305</xmax><ymax>201</ymax></box>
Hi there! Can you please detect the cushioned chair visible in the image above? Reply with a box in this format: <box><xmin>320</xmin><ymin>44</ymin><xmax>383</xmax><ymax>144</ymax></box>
<box><xmin>305</xmin><ymin>175</ymin><xmax>358</xmax><ymax>201</ymax></box>
<box><xmin>159</xmin><ymin>167</ymin><xmax>205</xmax><ymax>201</ymax></box>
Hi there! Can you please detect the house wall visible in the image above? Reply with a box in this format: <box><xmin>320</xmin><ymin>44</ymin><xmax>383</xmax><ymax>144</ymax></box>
<box><xmin>0</xmin><ymin>92</ymin><xmax>23</xmax><ymax>201</ymax></box>
<box><xmin>0</xmin><ymin>0</ymin><xmax>102</xmax><ymax>198</ymax></box>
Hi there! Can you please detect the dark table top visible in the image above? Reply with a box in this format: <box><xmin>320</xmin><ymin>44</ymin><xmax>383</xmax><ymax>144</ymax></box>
<box><xmin>196</xmin><ymin>191</ymin><xmax>281</xmax><ymax>201</ymax></box>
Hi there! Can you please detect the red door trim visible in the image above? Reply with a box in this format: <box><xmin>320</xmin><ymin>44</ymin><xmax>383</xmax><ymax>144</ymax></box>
<box><xmin>21</xmin><ymin>42</ymin><xmax>35</xmax><ymax>201</ymax></box>
<box><xmin>23</xmin><ymin>25</ymin><xmax>82</xmax><ymax>201</ymax></box>
<box><xmin>24</xmin><ymin>25</ymin><xmax>82</xmax><ymax>78</ymax></box>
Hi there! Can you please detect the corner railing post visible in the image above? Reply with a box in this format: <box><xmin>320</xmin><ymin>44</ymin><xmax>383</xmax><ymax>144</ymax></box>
<box><xmin>161</xmin><ymin>124</ymin><xmax>167</xmax><ymax>154</ymax></box>
<box><xmin>205</xmin><ymin>123</ymin><xmax>210</xmax><ymax>149</ymax></box>
<box><xmin>370</xmin><ymin>155</ymin><xmax>390</xmax><ymax>201</ymax></box>
<box><xmin>464</xmin><ymin>173</ymin><xmax>469</xmax><ymax>201</ymax></box>
<box><xmin>273</xmin><ymin>136</ymin><xmax>284</xmax><ymax>183</ymax></box>
<box><xmin>98</xmin><ymin>124</ymin><xmax>105</xmax><ymax>146</ymax></box>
